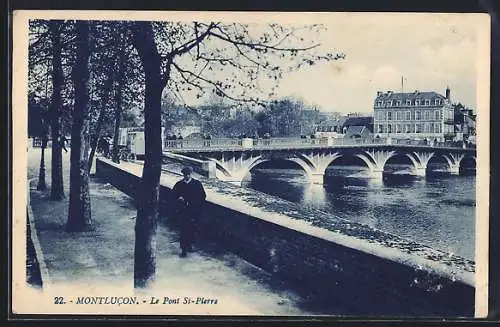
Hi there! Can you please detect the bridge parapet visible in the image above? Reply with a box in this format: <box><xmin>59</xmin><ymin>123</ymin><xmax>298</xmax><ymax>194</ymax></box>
<box><xmin>164</xmin><ymin>137</ymin><xmax>475</xmax><ymax>153</ymax></box>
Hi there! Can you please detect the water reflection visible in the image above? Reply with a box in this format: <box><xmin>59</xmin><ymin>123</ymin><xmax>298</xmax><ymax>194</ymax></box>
<box><xmin>301</xmin><ymin>183</ymin><xmax>327</xmax><ymax>206</ymax></box>
<box><xmin>243</xmin><ymin>165</ymin><xmax>476</xmax><ymax>260</ymax></box>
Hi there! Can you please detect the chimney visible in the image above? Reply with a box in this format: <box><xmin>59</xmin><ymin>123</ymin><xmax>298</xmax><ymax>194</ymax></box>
<box><xmin>376</xmin><ymin>91</ymin><xmax>382</xmax><ymax>97</ymax></box>
<box><xmin>446</xmin><ymin>86</ymin><xmax>450</xmax><ymax>100</ymax></box>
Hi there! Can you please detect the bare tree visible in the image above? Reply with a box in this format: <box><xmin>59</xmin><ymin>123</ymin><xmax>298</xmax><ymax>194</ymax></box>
<box><xmin>47</xmin><ymin>20</ymin><xmax>65</xmax><ymax>200</ymax></box>
<box><xmin>130</xmin><ymin>22</ymin><xmax>165</xmax><ymax>288</ymax></box>
<box><xmin>130</xmin><ymin>20</ymin><xmax>344</xmax><ymax>288</ymax></box>
<box><xmin>67</xmin><ymin>21</ymin><xmax>92</xmax><ymax>232</ymax></box>
<box><xmin>111</xmin><ymin>28</ymin><xmax>128</xmax><ymax>164</ymax></box>
<box><xmin>87</xmin><ymin>22</ymin><xmax>121</xmax><ymax>169</ymax></box>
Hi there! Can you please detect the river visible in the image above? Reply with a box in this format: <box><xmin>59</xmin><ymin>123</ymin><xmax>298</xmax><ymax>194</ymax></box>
<box><xmin>242</xmin><ymin>163</ymin><xmax>476</xmax><ymax>261</ymax></box>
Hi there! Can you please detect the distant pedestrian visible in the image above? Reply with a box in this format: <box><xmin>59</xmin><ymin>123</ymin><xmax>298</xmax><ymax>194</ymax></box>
<box><xmin>60</xmin><ymin>135</ymin><xmax>68</xmax><ymax>153</ymax></box>
<box><xmin>97</xmin><ymin>137</ymin><xmax>108</xmax><ymax>156</ymax></box>
<box><xmin>177</xmin><ymin>133</ymin><xmax>184</xmax><ymax>148</ymax></box>
<box><xmin>263</xmin><ymin>132</ymin><xmax>271</xmax><ymax>146</ymax></box>
<box><xmin>173</xmin><ymin>166</ymin><xmax>206</xmax><ymax>257</ymax></box>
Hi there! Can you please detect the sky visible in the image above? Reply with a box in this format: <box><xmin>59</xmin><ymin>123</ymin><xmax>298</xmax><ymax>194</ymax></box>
<box><xmin>23</xmin><ymin>12</ymin><xmax>488</xmax><ymax>116</ymax></box>
<box><xmin>267</xmin><ymin>13</ymin><xmax>485</xmax><ymax>114</ymax></box>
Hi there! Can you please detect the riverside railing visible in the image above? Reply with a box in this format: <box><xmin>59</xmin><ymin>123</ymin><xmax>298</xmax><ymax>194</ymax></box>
<box><xmin>163</xmin><ymin>136</ymin><xmax>475</xmax><ymax>151</ymax></box>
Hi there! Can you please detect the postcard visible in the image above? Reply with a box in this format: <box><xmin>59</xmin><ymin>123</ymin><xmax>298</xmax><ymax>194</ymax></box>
<box><xmin>11</xmin><ymin>10</ymin><xmax>490</xmax><ymax>318</ymax></box>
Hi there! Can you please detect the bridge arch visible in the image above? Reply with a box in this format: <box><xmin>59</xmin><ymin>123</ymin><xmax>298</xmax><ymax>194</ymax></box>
<box><xmin>460</xmin><ymin>155</ymin><xmax>476</xmax><ymax>172</ymax></box>
<box><xmin>207</xmin><ymin>157</ymin><xmax>237</xmax><ymax>178</ymax></box>
<box><xmin>209</xmin><ymin>154</ymin><xmax>321</xmax><ymax>185</ymax></box>
<box><xmin>442</xmin><ymin>153</ymin><xmax>465</xmax><ymax>175</ymax></box>
<box><xmin>404</xmin><ymin>151</ymin><xmax>435</xmax><ymax>176</ymax></box>
<box><xmin>244</xmin><ymin>157</ymin><xmax>317</xmax><ymax>182</ymax></box>
<box><xmin>426</xmin><ymin>154</ymin><xmax>451</xmax><ymax>174</ymax></box>
<box><xmin>381</xmin><ymin>152</ymin><xmax>421</xmax><ymax>176</ymax></box>
<box><xmin>323</xmin><ymin>153</ymin><xmax>367</xmax><ymax>169</ymax></box>
<box><xmin>354</xmin><ymin>150</ymin><xmax>396</xmax><ymax>179</ymax></box>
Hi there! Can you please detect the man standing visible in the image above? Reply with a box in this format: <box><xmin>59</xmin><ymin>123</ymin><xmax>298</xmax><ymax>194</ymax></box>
<box><xmin>173</xmin><ymin>166</ymin><xmax>206</xmax><ymax>257</ymax></box>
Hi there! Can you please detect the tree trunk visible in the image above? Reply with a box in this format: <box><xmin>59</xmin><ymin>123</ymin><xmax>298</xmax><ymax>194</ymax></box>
<box><xmin>112</xmin><ymin>38</ymin><xmax>126</xmax><ymax>164</ymax></box>
<box><xmin>88</xmin><ymin>75</ymin><xmax>113</xmax><ymax>171</ymax></box>
<box><xmin>67</xmin><ymin>21</ymin><xmax>92</xmax><ymax>232</ymax></box>
<box><xmin>131</xmin><ymin>22</ymin><xmax>164</xmax><ymax>289</ymax></box>
<box><xmin>88</xmin><ymin>108</ymin><xmax>104</xmax><ymax>172</ymax></box>
<box><xmin>49</xmin><ymin>21</ymin><xmax>65</xmax><ymax>200</ymax></box>
<box><xmin>111</xmin><ymin>105</ymin><xmax>122</xmax><ymax>163</ymax></box>
<box><xmin>37</xmin><ymin>125</ymin><xmax>48</xmax><ymax>191</ymax></box>
<box><xmin>37</xmin><ymin>137</ymin><xmax>47</xmax><ymax>191</ymax></box>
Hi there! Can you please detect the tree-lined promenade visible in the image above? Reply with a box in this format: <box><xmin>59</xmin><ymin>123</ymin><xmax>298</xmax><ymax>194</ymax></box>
<box><xmin>28</xmin><ymin>19</ymin><xmax>344</xmax><ymax>288</ymax></box>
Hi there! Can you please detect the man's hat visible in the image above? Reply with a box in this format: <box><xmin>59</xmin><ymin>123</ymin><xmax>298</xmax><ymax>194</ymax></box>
<box><xmin>181</xmin><ymin>166</ymin><xmax>193</xmax><ymax>174</ymax></box>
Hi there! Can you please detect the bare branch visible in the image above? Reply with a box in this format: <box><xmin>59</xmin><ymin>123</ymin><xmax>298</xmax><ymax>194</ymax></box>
<box><xmin>208</xmin><ymin>27</ymin><xmax>320</xmax><ymax>53</ymax></box>
<box><xmin>172</xmin><ymin>62</ymin><xmax>260</xmax><ymax>104</ymax></box>
<box><xmin>168</xmin><ymin>22</ymin><xmax>218</xmax><ymax>58</ymax></box>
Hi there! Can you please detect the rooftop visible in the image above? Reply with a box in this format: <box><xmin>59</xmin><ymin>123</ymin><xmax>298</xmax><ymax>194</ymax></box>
<box><xmin>375</xmin><ymin>91</ymin><xmax>447</xmax><ymax>101</ymax></box>
<box><xmin>343</xmin><ymin>116</ymin><xmax>373</xmax><ymax>127</ymax></box>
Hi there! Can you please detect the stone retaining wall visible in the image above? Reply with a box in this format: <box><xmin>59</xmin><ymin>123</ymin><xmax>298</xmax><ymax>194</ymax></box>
<box><xmin>95</xmin><ymin>158</ymin><xmax>474</xmax><ymax>316</ymax></box>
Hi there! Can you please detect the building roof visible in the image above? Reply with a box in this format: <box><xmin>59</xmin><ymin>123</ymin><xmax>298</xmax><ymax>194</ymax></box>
<box><xmin>317</xmin><ymin>117</ymin><xmax>347</xmax><ymax>127</ymax></box>
<box><xmin>345</xmin><ymin>126</ymin><xmax>366</xmax><ymax>138</ymax></box>
<box><xmin>375</xmin><ymin>91</ymin><xmax>446</xmax><ymax>102</ymax></box>
<box><xmin>343</xmin><ymin>116</ymin><xmax>373</xmax><ymax>127</ymax></box>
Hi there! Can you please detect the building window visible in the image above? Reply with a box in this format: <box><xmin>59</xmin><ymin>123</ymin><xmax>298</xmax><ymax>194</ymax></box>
<box><xmin>434</xmin><ymin>110</ymin><xmax>440</xmax><ymax>120</ymax></box>
<box><xmin>396</xmin><ymin>111</ymin><xmax>402</xmax><ymax>121</ymax></box>
<box><xmin>446</xmin><ymin>110</ymin><xmax>453</xmax><ymax>119</ymax></box>
<box><xmin>387</xmin><ymin>124</ymin><xmax>392</xmax><ymax>133</ymax></box>
<box><xmin>415</xmin><ymin>99</ymin><xmax>420</xmax><ymax>106</ymax></box>
<box><xmin>387</xmin><ymin>111</ymin><xmax>392</xmax><ymax>120</ymax></box>
<box><xmin>386</xmin><ymin>101</ymin><xmax>392</xmax><ymax>107</ymax></box>
<box><xmin>406</xmin><ymin>100</ymin><xmax>411</xmax><ymax>106</ymax></box>
<box><xmin>425</xmin><ymin>99</ymin><xmax>431</xmax><ymax>106</ymax></box>
<box><xmin>396</xmin><ymin>124</ymin><xmax>402</xmax><ymax>133</ymax></box>
<box><xmin>405</xmin><ymin>111</ymin><xmax>411</xmax><ymax>120</ymax></box>
<box><xmin>424</xmin><ymin>111</ymin><xmax>430</xmax><ymax>120</ymax></box>
<box><xmin>423</xmin><ymin>123</ymin><xmax>429</xmax><ymax>133</ymax></box>
<box><xmin>377</xmin><ymin>101</ymin><xmax>383</xmax><ymax>107</ymax></box>
<box><xmin>396</xmin><ymin>100</ymin><xmax>402</xmax><ymax>106</ymax></box>
<box><xmin>435</xmin><ymin>99</ymin><xmax>441</xmax><ymax>105</ymax></box>
<box><xmin>415</xmin><ymin>123</ymin><xmax>421</xmax><ymax>133</ymax></box>
<box><xmin>405</xmin><ymin>124</ymin><xmax>411</xmax><ymax>133</ymax></box>
<box><xmin>415</xmin><ymin>111</ymin><xmax>421</xmax><ymax>120</ymax></box>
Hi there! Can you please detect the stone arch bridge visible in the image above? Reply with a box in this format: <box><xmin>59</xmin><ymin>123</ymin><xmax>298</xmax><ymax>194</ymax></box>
<box><xmin>164</xmin><ymin>144</ymin><xmax>476</xmax><ymax>185</ymax></box>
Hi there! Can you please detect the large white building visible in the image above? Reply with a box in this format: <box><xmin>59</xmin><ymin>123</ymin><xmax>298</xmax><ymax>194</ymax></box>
<box><xmin>373</xmin><ymin>87</ymin><xmax>455</xmax><ymax>142</ymax></box>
